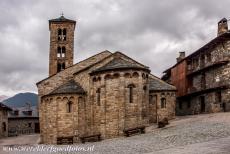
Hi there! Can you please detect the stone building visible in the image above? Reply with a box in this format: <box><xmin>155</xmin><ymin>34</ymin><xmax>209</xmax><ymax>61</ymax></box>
<box><xmin>0</xmin><ymin>102</ymin><xmax>12</xmax><ymax>138</ymax></box>
<box><xmin>162</xmin><ymin>18</ymin><xmax>230</xmax><ymax>115</ymax></box>
<box><xmin>36</xmin><ymin>15</ymin><xmax>176</xmax><ymax>144</ymax></box>
<box><xmin>8</xmin><ymin>105</ymin><xmax>39</xmax><ymax>136</ymax></box>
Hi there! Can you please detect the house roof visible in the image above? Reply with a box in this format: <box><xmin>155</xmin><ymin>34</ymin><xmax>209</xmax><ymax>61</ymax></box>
<box><xmin>0</xmin><ymin>102</ymin><xmax>12</xmax><ymax>111</ymax></box>
<box><xmin>149</xmin><ymin>77</ymin><xmax>176</xmax><ymax>91</ymax></box>
<box><xmin>46</xmin><ymin>80</ymin><xmax>85</xmax><ymax>96</ymax></box>
<box><xmin>8</xmin><ymin>106</ymin><xmax>38</xmax><ymax>118</ymax></box>
<box><xmin>91</xmin><ymin>56</ymin><xmax>150</xmax><ymax>74</ymax></box>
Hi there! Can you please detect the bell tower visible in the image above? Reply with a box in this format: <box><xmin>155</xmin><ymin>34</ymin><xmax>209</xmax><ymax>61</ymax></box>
<box><xmin>48</xmin><ymin>15</ymin><xmax>76</xmax><ymax>76</ymax></box>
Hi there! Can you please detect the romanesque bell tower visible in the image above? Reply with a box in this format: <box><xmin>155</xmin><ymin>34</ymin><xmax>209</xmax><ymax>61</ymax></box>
<box><xmin>48</xmin><ymin>15</ymin><xmax>76</xmax><ymax>76</ymax></box>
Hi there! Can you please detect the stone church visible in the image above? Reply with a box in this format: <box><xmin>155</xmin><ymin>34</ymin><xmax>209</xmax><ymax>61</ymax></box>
<box><xmin>36</xmin><ymin>15</ymin><xmax>176</xmax><ymax>144</ymax></box>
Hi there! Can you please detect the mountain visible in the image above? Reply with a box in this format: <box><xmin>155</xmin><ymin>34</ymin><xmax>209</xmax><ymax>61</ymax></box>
<box><xmin>0</xmin><ymin>95</ymin><xmax>9</xmax><ymax>102</ymax></box>
<box><xmin>3</xmin><ymin>92</ymin><xmax>38</xmax><ymax>108</ymax></box>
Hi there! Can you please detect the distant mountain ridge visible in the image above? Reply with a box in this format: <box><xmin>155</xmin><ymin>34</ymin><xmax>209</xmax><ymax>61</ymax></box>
<box><xmin>0</xmin><ymin>95</ymin><xmax>9</xmax><ymax>102</ymax></box>
<box><xmin>3</xmin><ymin>92</ymin><xmax>38</xmax><ymax>108</ymax></box>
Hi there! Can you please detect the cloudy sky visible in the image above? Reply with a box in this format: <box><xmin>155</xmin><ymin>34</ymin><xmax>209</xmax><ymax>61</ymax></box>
<box><xmin>0</xmin><ymin>0</ymin><xmax>229</xmax><ymax>96</ymax></box>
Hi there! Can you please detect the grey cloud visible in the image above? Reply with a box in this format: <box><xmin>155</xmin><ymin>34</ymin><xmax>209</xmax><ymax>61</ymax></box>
<box><xmin>0</xmin><ymin>0</ymin><xmax>229</xmax><ymax>96</ymax></box>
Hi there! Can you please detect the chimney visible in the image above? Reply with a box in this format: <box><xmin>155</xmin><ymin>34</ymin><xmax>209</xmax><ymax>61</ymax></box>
<box><xmin>176</xmin><ymin>51</ymin><xmax>185</xmax><ymax>62</ymax></box>
<box><xmin>218</xmin><ymin>18</ymin><xmax>228</xmax><ymax>36</ymax></box>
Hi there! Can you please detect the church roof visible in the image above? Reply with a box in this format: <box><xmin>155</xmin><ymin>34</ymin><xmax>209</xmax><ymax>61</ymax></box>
<box><xmin>49</xmin><ymin>15</ymin><xmax>76</xmax><ymax>23</ymax></box>
<box><xmin>149</xmin><ymin>77</ymin><xmax>176</xmax><ymax>91</ymax></box>
<box><xmin>91</xmin><ymin>56</ymin><xmax>150</xmax><ymax>74</ymax></box>
<box><xmin>47</xmin><ymin>80</ymin><xmax>85</xmax><ymax>96</ymax></box>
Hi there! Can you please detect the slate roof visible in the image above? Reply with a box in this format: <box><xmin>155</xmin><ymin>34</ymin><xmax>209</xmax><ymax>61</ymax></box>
<box><xmin>91</xmin><ymin>57</ymin><xmax>150</xmax><ymax>74</ymax></box>
<box><xmin>47</xmin><ymin>80</ymin><xmax>85</xmax><ymax>96</ymax></box>
<box><xmin>49</xmin><ymin>15</ymin><xmax>76</xmax><ymax>23</ymax></box>
<box><xmin>0</xmin><ymin>102</ymin><xmax>12</xmax><ymax>111</ymax></box>
<box><xmin>149</xmin><ymin>77</ymin><xmax>176</xmax><ymax>91</ymax></box>
<box><xmin>8</xmin><ymin>106</ymin><xmax>38</xmax><ymax>118</ymax></box>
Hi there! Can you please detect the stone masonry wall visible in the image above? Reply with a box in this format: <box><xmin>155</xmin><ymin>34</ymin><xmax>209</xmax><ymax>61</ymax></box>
<box><xmin>0</xmin><ymin>109</ymin><xmax>8</xmax><ymax>138</ymax></box>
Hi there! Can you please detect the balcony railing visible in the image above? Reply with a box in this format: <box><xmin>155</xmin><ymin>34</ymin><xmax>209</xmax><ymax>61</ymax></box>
<box><xmin>187</xmin><ymin>60</ymin><xmax>229</xmax><ymax>76</ymax></box>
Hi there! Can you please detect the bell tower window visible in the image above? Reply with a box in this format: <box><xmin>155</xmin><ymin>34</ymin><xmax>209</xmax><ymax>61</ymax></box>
<box><xmin>63</xmin><ymin>29</ymin><xmax>67</xmax><ymax>41</ymax></box>
<box><xmin>57</xmin><ymin>29</ymin><xmax>67</xmax><ymax>41</ymax></box>
<box><xmin>57</xmin><ymin>46</ymin><xmax>66</xmax><ymax>58</ymax></box>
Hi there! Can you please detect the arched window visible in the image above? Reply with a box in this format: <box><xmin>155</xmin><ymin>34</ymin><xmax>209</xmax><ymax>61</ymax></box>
<box><xmin>67</xmin><ymin>101</ymin><xmax>73</xmax><ymax>113</ymax></box>
<box><xmin>161</xmin><ymin>98</ymin><xmax>166</xmax><ymax>108</ymax></box>
<box><xmin>133</xmin><ymin>72</ymin><xmax>139</xmax><ymax>78</ymax></box>
<box><xmin>124</xmin><ymin>73</ymin><xmax>131</xmax><ymax>78</ymax></box>
<box><xmin>149</xmin><ymin>95</ymin><xmax>157</xmax><ymax>104</ymax></box>
<box><xmin>128</xmin><ymin>84</ymin><xmax>135</xmax><ymax>103</ymax></box>
<box><xmin>63</xmin><ymin>29</ymin><xmax>67</xmax><ymax>41</ymax></box>
<box><xmin>96</xmin><ymin>88</ymin><xmax>101</xmax><ymax>106</ymax></box>
<box><xmin>61</xmin><ymin>47</ymin><xmax>66</xmax><ymax>57</ymax></box>
<box><xmin>57</xmin><ymin>46</ymin><xmax>66</xmax><ymax>58</ymax></box>
<box><xmin>2</xmin><ymin>122</ymin><xmax>6</xmax><ymax>132</ymax></box>
<box><xmin>104</xmin><ymin>74</ymin><xmax>112</xmax><ymax>80</ymax></box>
<box><xmin>57</xmin><ymin>47</ymin><xmax>61</xmax><ymax>57</ymax></box>
<box><xmin>58</xmin><ymin>29</ymin><xmax>62</xmax><ymax>40</ymax></box>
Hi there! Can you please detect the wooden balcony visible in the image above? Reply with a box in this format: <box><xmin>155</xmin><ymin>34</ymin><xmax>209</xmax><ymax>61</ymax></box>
<box><xmin>187</xmin><ymin>60</ymin><xmax>229</xmax><ymax>76</ymax></box>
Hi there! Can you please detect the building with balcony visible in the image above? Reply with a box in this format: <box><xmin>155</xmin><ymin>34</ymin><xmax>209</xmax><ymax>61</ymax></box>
<box><xmin>162</xmin><ymin>18</ymin><xmax>230</xmax><ymax>115</ymax></box>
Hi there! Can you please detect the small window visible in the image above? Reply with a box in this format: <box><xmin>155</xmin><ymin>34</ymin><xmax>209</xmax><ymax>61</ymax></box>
<box><xmin>14</xmin><ymin>110</ymin><xmax>18</xmax><ymax>115</ymax></box>
<box><xmin>128</xmin><ymin>84</ymin><xmax>135</xmax><ymax>103</ymax></box>
<box><xmin>61</xmin><ymin>47</ymin><xmax>66</xmax><ymax>57</ymax></box>
<box><xmin>149</xmin><ymin>95</ymin><xmax>157</xmax><ymax>104</ymax></box>
<box><xmin>57</xmin><ymin>47</ymin><xmax>61</xmax><ymax>57</ymax></box>
<box><xmin>96</xmin><ymin>88</ymin><xmax>101</xmax><ymax>106</ymax></box>
<box><xmin>58</xmin><ymin>29</ymin><xmax>62</xmax><ymax>40</ymax></box>
<box><xmin>63</xmin><ymin>29</ymin><xmax>67</xmax><ymax>41</ymax></box>
<box><xmin>67</xmin><ymin>101</ymin><xmax>73</xmax><ymax>113</ymax></box>
<box><xmin>28</xmin><ymin>123</ymin><xmax>32</xmax><ymax>128</ymax></box>
<box><xmin>161</xmin><ymin>98</ymin><xmax>166</xmax><ymax>108</ymax></box>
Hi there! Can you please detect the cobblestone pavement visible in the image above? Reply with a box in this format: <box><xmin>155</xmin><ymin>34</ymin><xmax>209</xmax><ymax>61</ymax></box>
<box><xmin>1</xmin><ymin>112</ymin><xmax>230</xmax><ymax>154</ymax></box>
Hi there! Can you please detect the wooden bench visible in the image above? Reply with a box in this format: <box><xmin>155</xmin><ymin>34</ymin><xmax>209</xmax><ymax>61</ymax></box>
<box><xmin>57</xmin><ymin>136</ymin><xmax>73</xmax><ymax>145</ymax></box>
<box><xmin>123</xmin><ymin>126</ymin><xmax>145</xmax><ymax>137</ymax></box>
<box><xmin>80</xmin><ymin>133</ymin><xmax>101</xmax><ymax>143</ymax></box>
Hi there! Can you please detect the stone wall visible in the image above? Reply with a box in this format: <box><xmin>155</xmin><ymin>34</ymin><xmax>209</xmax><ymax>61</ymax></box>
<box><xmin>149</xmin><ymin>91</ymin><xmax>176</xmax><ymax>123</ymax></box>
<box><xmin>8</xmin><ymin>118</ymin><xmax>39</xmax><ymax>135</ymax></box>
<box><xmin>0</xmin><ymin>109</ymin><xmax>8</xmax><ymax>138</ymax></box>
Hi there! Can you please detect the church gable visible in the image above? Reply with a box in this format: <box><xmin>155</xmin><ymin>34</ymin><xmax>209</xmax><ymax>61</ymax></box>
<box><xmin>37</xmin><ymin>50</ymin><xmax>112</xmax><ymax>96</ymax></box>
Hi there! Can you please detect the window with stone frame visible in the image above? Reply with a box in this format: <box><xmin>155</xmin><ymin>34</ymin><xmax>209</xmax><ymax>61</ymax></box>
<box><xmin>149</xmin><ymin>95</ymin><xmax>157</xmax><ymax>104</ymax></box>
<box><xmin>161</xmin><ymin>98</ymin><xmax>166</xmax><ymax>108</ymax></box>
<box><xmin>57</xmin><ymin>28</ymin><xmax>67</xmax><ymax>41</ymax></box>
<box><xmin>58</xmin><ymin>28</ymin><xmax>62</xmax><ymax>40</ymax></box>
<box><xmin>128</xmin><ymin>84</ymin><xmax>135</xmax><ymax>103</ymax></box>
<box><xmin>63</xmin><ymin>29</ymin><xmax>67</xmax><ymax>41</ymax></box>
<box><xmin>67</xmin><ymin>101</ymin><xmax>73</xmax><ymax>113</ymax></box>
<box><xmin>96</xmin><ymin>88</ymin><xmax>101</xmax><ymax>106</ymax></box>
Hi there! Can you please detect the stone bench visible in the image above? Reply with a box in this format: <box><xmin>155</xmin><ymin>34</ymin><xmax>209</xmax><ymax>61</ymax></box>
<box><xmin>123</xmin><ymin>126</ymin><xmax>145</xmax><ymax>137</ymax></box>
<box><xmin>57</xmin><ymin>136</ymin><xmax>73</xmax><ymax>145</ymax></box>
<box><xmin>80</xmin><ymin>133</ymin><xmax>101</xmax><ymax>143</ymax></box>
